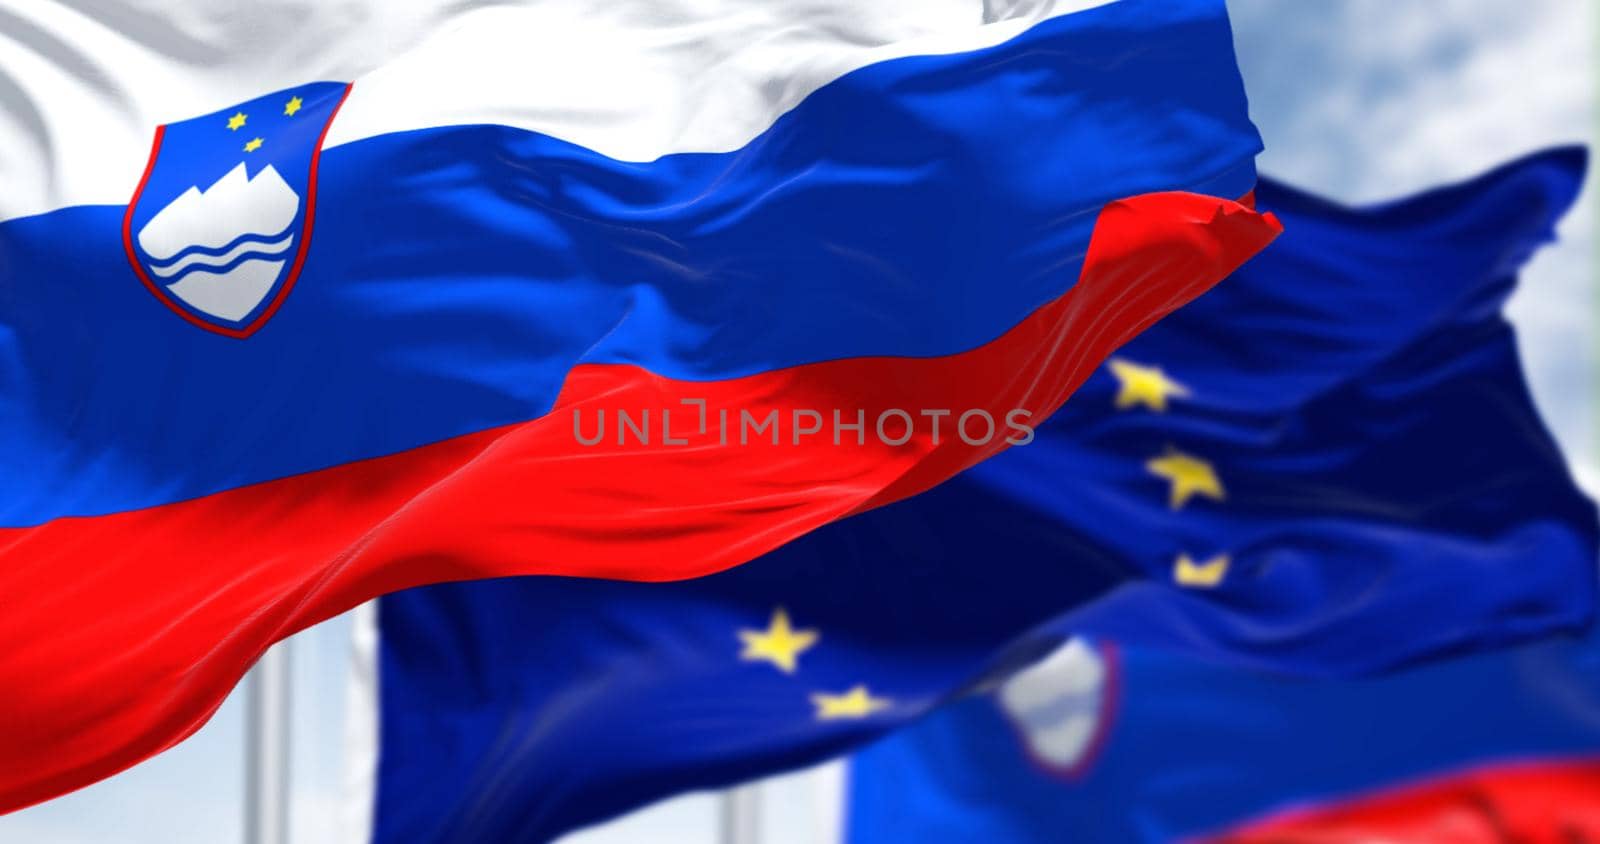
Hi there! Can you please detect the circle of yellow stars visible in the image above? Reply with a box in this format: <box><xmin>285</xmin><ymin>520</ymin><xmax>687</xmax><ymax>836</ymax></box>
<box><xmin>225</xmin><ymin>94</ymin><xmax>306</xmax><ymax>154</ymax></box>
<box><xmin>737</xmin><ymin>607</ymin><xmax>891</xmax><ymax>721</ymax></box>
<box><xmin>1106</xmin><ymin>357</ymin><xmax>1233</xmax><ymax>589</ymax></box>
<box><xmin>194</xmin><ymin>91</ymin><xmax>1248</xmax><ymax>727</ymax></box>
<box><xmin>732</xmin><ymin>359</ymin><xmax>1242</xmax><ymax>722</ymax></box>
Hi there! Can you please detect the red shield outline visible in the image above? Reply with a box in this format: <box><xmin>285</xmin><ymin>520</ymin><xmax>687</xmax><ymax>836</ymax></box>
<box><xmin>121</xmin><ymin>83</ymin><xmax>352</xmax><ymax>339</ymax></box>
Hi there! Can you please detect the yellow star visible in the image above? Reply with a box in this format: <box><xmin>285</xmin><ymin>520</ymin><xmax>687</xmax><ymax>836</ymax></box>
<box><xmin>811</xmin><ymin>685</ymin><xmax>891</xmax><ymax>721</ymax></box>
<box><xmin>243</xmin><ymin>137</ymin><xmax>264</xmax><ymax>153</ymax></box>
<box><xmin>284</xmin><ymin>96</ymin><xmax>303</xmax><ymax>116</ymax></box>
<box><xmin>738</xmin><ymin>608</ymin><xmax>818</xmax><ymax>674</ymax></box>
<box><xmin>1173</xmin><ymin>552</ymin><xmax>1230</xmax><ymax>588</ymax></box>
<box><xmin>1146</xmin><ymin>448</ymin><xmax>1224</xmax><ymax>509</ymax></box>
<box><xmin>1108</xmin><ymin>358</ymin><xmax>1190</xmax><ymax>412</ymax></box>
<box><xmin>226</xmin><ymin>112</ymin><xmax>247</xmax><ymax>131</ymax></box>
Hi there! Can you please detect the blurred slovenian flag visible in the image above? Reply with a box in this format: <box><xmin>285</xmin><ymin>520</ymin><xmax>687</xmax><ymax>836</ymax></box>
<box><xmin>851</xmin><ymin>616</ymin><xmax>1600</xmax><ymax>841</ymax></box>
<box><xmin>0</xmin><ymin>0</ymin><xmax>1279</xmax><ymax>811</ymax></box>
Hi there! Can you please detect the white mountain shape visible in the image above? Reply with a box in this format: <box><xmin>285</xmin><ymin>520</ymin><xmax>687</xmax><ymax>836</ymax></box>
<box><xmin>138</xmin><ymin>162</ymin><xmax>300</xmax><ymax>262</ymax></box>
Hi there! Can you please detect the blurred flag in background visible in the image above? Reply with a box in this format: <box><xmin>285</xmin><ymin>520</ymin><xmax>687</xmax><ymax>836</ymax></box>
<box><xmin>846</xmin><ymin>628</ymin><xmax>1600</xmax><ymax>843</ymax></box>
<box><xmin>366</xmin><ymin>150</ymin><xmax>1594</xmax><ymax>841</ymax></box>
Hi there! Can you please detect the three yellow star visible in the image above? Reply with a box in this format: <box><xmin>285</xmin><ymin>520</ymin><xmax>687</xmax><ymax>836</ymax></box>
<box><xmin>811</xmin><ymin>685</ymin><xmax>891</xmax><ymax>721</ymax></box>
<box><xmin>284</xmin><ymin>96</ymin><xmax>303</xmax><ymax>116</ymax></box>
<box><xmin>243</xmin><ymin>137</ymin><xmax>264</xmax><ymax>153</ymax></box>
<box><xmin>226</xmin><ymin>112</ymin><xmax>247</xmax><ymax>131</ymax></box>
<box><xmin>1173</xmin><ymin>552</ymin><xmax>1230</xmax><ymax>588</ymax></box>
<box><xmin>1108</xmin><ymin>358</ymin><xmax>1190</xmax><ymax>412</ymax></box>
<box><xmin>738</xmin><ymin>608</ymin><xmax>818</xmax><ymax>674</ymax></box>
<box><xmin>1146</xmin><ymin>448</ymin><xmax>1224</xmax><ymax>509</ymax></box>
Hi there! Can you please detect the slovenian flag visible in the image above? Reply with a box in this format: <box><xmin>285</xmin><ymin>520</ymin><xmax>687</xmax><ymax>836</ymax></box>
<box><xmin>0</xmin><ymin>0</ymin><xmax>1278</xmax><ymax>810</ymax></box>
<box><xmin>848</xmin><ymin>627</ymin><xmax>1600</xmax><ymax>842</ymax></box>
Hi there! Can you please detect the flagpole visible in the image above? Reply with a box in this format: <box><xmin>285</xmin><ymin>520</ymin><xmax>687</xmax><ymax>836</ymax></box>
<box><xmin>245</xmin><ymin>641</ymin><xmax>293</xmax><ymax>844</ymax></box>
<box><xmin>339</xmin><ymin>603</ymin><xmax>381</xmax><ymax>844</ymax></box>
<box><xmin>720</xmin><ymin>784</ymin><xmax>761</xmax><ymax>844</ymax></box>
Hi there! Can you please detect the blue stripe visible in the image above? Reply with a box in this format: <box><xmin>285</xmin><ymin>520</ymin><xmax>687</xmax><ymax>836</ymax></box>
<box><xmin>0</xmin><ymin>0</ymin><xmax>1259</xmax><ymax>525</ymax></box>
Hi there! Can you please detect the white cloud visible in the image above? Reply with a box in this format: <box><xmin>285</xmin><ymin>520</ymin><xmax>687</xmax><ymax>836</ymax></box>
<box><xmin>1232</xmin><ymin>0</ymin><xmax>1597</xmax><ymax>483</ymax></box>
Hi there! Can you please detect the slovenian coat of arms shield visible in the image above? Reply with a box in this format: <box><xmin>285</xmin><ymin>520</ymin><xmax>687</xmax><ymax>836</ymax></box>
<box><xmin>123</xmin><ymin>82</ymin><xmax>350</xmax><ymax>338</ymax></box>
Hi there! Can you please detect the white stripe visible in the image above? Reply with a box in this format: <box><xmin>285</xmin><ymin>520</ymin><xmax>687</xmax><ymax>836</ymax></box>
<box><xmin>146</xmin><ymin>233</ymin><xmax>294</xmax><ymax>278</ymax></box>
<box><xmin>322</xmin><ymin>0</ymin><xmax>1118</xmax><ymax>159</ymax></box>
<box><xmin>0</xmin><ymin>0</ymin><xmax>1114</xmax><ymax>222</ymax></box>
<box><xmin>0</xmin><ymin>0</ymin><xmax>460</xmax><ymax>222</ymax></box>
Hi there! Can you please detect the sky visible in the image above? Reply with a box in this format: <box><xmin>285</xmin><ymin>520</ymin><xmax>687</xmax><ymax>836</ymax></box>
<box><xmin>1</xmin><ymin>2</ymin><xmax>1594</xmax><ymax>843</ymax></box>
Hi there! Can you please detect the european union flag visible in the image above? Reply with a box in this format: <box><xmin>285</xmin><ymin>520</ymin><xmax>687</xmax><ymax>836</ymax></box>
<box><xmin>370</xmin><ymin>148</ymin><xmax>1594</xmax><ymax>841</ymax></box>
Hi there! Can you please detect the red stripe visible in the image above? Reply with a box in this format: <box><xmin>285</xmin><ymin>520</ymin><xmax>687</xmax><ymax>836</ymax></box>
<box><xmin>0</xmin><ymin>191</ymin><xmax>1278</xmax><ymax>812</ymax></box>
<box><xmin>1203</xmin><ymin>757</ymin><xmax>1600</xmax><ymax>844</ymax></box>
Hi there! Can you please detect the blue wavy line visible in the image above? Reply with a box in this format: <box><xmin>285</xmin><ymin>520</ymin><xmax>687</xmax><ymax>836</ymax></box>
<box><xmin>160</xmin><ymin>247</ymin><xmax>296</xmax><ymax>286</ymax></box>
<box><xmin>144</xmin><ymin>220</ymin><xmax>298</xmax><ymax>268</ymax></box>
